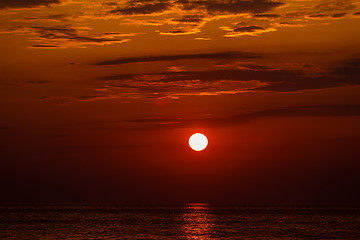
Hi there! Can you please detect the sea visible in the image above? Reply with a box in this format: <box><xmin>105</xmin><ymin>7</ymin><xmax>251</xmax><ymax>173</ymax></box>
<box><xmin>1</xmin><ymin>203</ymin><xmax>360</xmax><ymax>239</ymax></box>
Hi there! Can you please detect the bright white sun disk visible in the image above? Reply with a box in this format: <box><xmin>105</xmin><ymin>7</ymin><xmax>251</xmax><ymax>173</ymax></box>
<box><xmin>189</xmin><ymin>133</ymin><xmax>208</xmax><ymax>151</ymax></box>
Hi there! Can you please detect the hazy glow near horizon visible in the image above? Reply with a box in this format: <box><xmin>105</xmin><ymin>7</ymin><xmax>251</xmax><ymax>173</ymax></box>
<box><xmin>189</xmin><ymin>133</ymin><xmax>208</xmax><ymax>151</ymax></box>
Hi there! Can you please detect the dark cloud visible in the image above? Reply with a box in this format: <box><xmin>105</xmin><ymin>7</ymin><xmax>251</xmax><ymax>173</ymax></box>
<box><xmin>176</xmin><ymin>0</ymin><xmax>284</xmax><ymax>15</ymax></box>
<box><xmin>330</xmin><ymin>57</ymin><xmax>360</xmax><ymax>83</ymax></box>
<box><xmin>97</xmin><ymin>67</ymin><xmax>301</xmax><ymax>98</ymax></box>
<box><xmin>270</xmin><ymin>1</ymin><xmax>355</xmax><ymax>20</ymax></box>
<box><xmin>23</xmin><ymin>14</ymin><xmax>71</xmax><ymax>22</ymax></box>
<box><xmin>24</xmin><ymin>25</ymin><xmax>130</xmax><ymax>47</ymax></box>
<box><xmin>3</xmin><ymin>25</ymin><xmax>130</xmax><ymax>48</ymax></box>
<box><xmin>309</xmin><ymin>12</ymin><xmax>347</xmax><ymax>18</ymax></box>
<box><xmin>233</xmin><ymin>25</ymin><xmax>265</xmax><ymax>33</ymax></box>
<box><xmin>94</xmin><ymin>51</ymin><xmax>261</xmax><ymax>65</ymax></box>
<box><xmin>28</xmin><ymin>80</ymin><xmax>51</xmax><ymax>84</ymax></box>
<box><xmin>166</xmin><ymin>28</ymin><xmax>188</xmax><ymax>34</ymax></box>
<box><xmin>98</xmin><ymin>55</ymin><xmax>360</xmax><ymax>95</ymax></box>
<box><xmin>0</xmin><ymin>0</ymin><xmax>60</xmax><ymax>9</ymax></box>
<box><xmin>102</xmin><ymin>2</ymin><xmax>118</xmax><ymax>7</ymax></box>
<box><xmin>101</xmin><ymin>0</ymin><xmax>352</xmax><ymax>37</ymax></box>
<box><xmin>129</xmin><ymin>104</ymin><xmax>360</xmax><ymax>129</ymax></box>
<box><xmin>107</xmin><ymin>0</ymin><xmax>284</xmax><ymax>16</ymax></box>
<box><xmin>258</xmin><ymin>57</ymin><xmax>360</xmax><ymax>91</ymax></box>
<box><xmin>110</xmin><ymin>0</ymin><xmax>171</xmax><ymax>15</ymax></box>
<box><xmin>100</xmin><ymin>68</ymin><xmax>298</xmax><ymax>83</ymax></box>
<box><xmin>331</xmin><ymin>12</ymin><xmax>347</xmax><ymax>18</ymax></box>
<box><xmin>354</xmin><ymin>12</ymin><xmax>360</xmax><ymax>15</ymax></box>
<box><xmin>31</xmin><ymin>44</ymin><xmax>60</xmax><ymax>48</ymax></box>
<box><xmin>305</xmin><ymin>0</ymin><xmax>355</xmax><ymax>19</ymax></box>
<box><xmin>221</xmin><ymin>23</ymin><xmax>274</xmax><ymax>37</ymax></box>
<box><xmin>31</xmin><ymin>25</ymin><xmax>121</xmax><ymax>43</ymax></box>
<box><xmin>172</xmin><ymin>14</ymin><xmax>205</xmax><ymax>23</ymax></box>
<box><xmin>242</xmin><ymin>64</ymin><xmax>271</xmax><ymax>70</ymax></box>
<box><xmin>253</xmin><ymin>13</ymin><xmax>280</xmax><ymax>18</ymax></box>
<box><xmin>314</xmin><ymin>0</ymin><xmax>356</xmax><ymax>12</ymax></box>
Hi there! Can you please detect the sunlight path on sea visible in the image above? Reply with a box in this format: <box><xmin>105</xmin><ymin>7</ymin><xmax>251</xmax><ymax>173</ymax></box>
<box><xmin>179</xmin><ymin>203</ymin><xmax>216</xmax><ymax>239</ymax></box>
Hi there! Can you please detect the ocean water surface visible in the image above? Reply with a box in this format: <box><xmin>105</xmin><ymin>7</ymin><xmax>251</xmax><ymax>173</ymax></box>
<box><xmin>1</xmin><ymin>204</ymin><xmax>360</xmax><ymax>239</ymax></box>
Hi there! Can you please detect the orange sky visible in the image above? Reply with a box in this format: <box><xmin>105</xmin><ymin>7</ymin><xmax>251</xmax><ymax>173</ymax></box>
<box><xmin>0</xmin><ymin>0</ymin><xmax>360</xmax><ymax>204</ymax></box>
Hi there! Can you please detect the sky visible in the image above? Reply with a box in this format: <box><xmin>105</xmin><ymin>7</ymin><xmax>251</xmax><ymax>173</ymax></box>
<box><xmin>0</xmin><ymin>0</ymin><xmax>360</xmax><ymax>205</ymax></box>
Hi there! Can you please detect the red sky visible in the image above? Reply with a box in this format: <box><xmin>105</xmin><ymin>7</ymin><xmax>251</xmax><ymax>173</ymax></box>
<box><xmin>0</xmin><ymin>0</ymin><xmax>360</xmax><ymax>204</ymax></box>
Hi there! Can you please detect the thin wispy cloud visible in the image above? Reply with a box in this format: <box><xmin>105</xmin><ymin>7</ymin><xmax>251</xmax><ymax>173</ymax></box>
<box><xmin>94</xmin><ymin>51</ymin><xmax>261</xmax><ymax>65</ymax></box>
<box><xmin>13</xmin><ymin>14</ymin><xmax>73</xmax><ymax>22</ymax></box>
<box><xmin>129</xmin><ymin>104</ymin><xmax>360</xmax><ymax>130</ymax></box>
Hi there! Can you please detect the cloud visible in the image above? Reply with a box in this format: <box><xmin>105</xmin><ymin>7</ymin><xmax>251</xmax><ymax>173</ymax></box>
<box><xmin>31</xmin><ymin>25</ymin><xmax>124</xmax><ymax>43</ymax></box>
<box><xmin>253</xmin><ymin>13</ymin><xmax>280</xmax><ymax>18</ymax></box>
<box><xmin>100</xmin><ymin>68</ymin><xmax>298</xmax><ymax>83</ymax></box>
<box><xmin>0</xmin><ymin>0</ymin><xmax>60</xmax><ymax>9</ymax></box>
<box><xmin>129</xmin><ymin>104</ymin><xmax>360</xmax><ymax>129</ymax></box>
<box><xmin>93</xmin><ymin>54</ymin><xmax>360</xmax><ymax>99</ymax></box>
<box><xmin>158</xmin><ymin>26</ymin><xmax>202</xmax><ymax>35</ymax></box>
<box><xmin>233</xmin><ymin>25</ymin><xmax>265</xmax><ymax>32</ymax></box>
<box><xmin>175</xmin><ymin>0</ymin><xmax>284</xmax><ymax>15</ymax></box>
<box><xmin>249</xmin><ymin>0</ymin><xmax>356</xmax><ymax>24</ymax></box>
<box><xmin>303</xmin><ymin>0</ymin><xmax>356</xmax><ymax>19</ymax></box>
<box><xmin>103</xmin><ymin>0</ymin><xmax>285</xmax><ymax>37</ymax></box>
<box><xmin>109</xmin><ymin>0</ymin><xmax>171</xmax><ymax>15</ymax></box>
<box><xmin>257</xmin><ymin>57</ymin><xmax>360</xmax><ymax>91</ymax></box>
<box><xmin>121</xmin><ymin>18</ymin><xmax>164</xmax><ymax>26</ymax></box>
<box><xmin>30</xmin><ymin>44</ymin><xmax>61</xmax><ymax>48</ymax></box>
<box><xmin>171</xmin><ymin>14</ymin><xmax>205</xmax><ymax>23</ymax></box>
<box><xmin>94</xmin><ymin>51</ymin><xmax>261</xmax><ymax>65</ymax></box>
<box><xmin>102</xmin><ymin>68</ymin><xmax>301</xmax><ymax>83</ymax></box>
<box><xmin>98</xmin><ymin>78</ymin><xmax>264</xmax><ymax>99</ymax></box>
<box><xmin>308</xmin><ymin>12</ymin><xmax>348</xmax><ymax>18</ymax></box>
<box><xmin>314</xmin><ymin>0</ymin><xmax>356</xmax><ymax>12</ymax></box>
<box><xmin>102</xmin><ymin>2</ymin><xmax>118</xmax><ymax>7</ymax></box>
<box><xmin>37</xmin><ymin>55</ymin><xmax>359</xmax><ymax>102</ymax></box>
<box><xmin>9</xmin><ymin>25</ymin><xmax>131</xmax><ymax>48</ymax></box>
<box><xmin>97</xmin><ymin>67</ymin><xmax>294</xmax><ymax>99</ymax></box>
<box><xmin>28</xmin><ymin>80</ymin><xmax>51</xmax><ymax>84</ymax></box>
<box><xmin>5</xmin><ymin>0</ymin><xmax>354</xmax><ymax>46</ymax></box>
<box><xmin>107</xmin><ymin>0</ymin><xmax>284</xmax><ymax>16</ymax></box>
<box><xmin>330</xmin><ymin>57</ymin><xmax>360</xmax><ymax>83</ymax></box>
<box><xmin>221</xmin><ymin>23</ymin><xmax>276</xmax><ymax>37</ymax></box>
<box><xmin>15</xmin><ymin>14</ymin><xmax>73</xmax><ymax>23</ymax></box>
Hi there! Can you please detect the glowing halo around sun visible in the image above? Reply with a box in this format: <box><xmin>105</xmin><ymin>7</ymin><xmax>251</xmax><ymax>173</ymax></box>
<box><xmin>189</xmin><ymin>133</ymin><xmax>208</xmax><ymax>151</ymax></box>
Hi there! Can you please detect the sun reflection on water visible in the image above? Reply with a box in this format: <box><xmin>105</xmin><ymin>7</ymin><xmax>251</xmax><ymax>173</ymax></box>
<box><xmin>180</xmin><ymin>203</ymin><xmax>216</xmax><ymax>240</ymax></box>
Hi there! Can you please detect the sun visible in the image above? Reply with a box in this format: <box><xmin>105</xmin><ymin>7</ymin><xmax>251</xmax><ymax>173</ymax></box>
<box><xmin>189</xmin><ymin>133</ymin><xmax>208</xmax><ymax>151</ymax></box>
